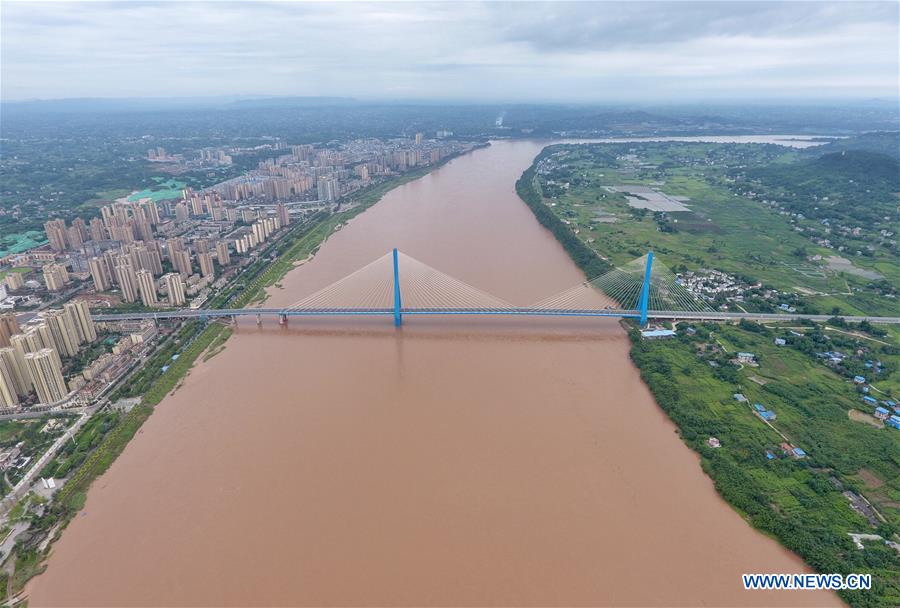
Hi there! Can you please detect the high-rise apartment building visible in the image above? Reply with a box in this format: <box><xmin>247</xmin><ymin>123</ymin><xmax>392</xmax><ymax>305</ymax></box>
<box><xmin>0</xmin><ymin>346</ymin><xmax>30</xmax><ymax>397</ymax></box>
<box><xmin>317</xmin><ymin>176</ymin><xmax>338</xmax><ymax>202</ymax></box>
<box><xmin>0</xmin><ymin>313</ymin><xmax>20</xmax><ymax>348</ymax></box>
<box><xmin>172</xmin><ymin>249</ymin><xmax>193</xmax><ymax>277</ymax></box>
<box><xmin>25</xmin><ymin>348</ymin><xmax>67</xmax><ymax>404</ymax></box>
<box><xmin>114</xmin><ymin>259</ymin><xmax>139</xmax><ymax>303</ymax></box>
<box><xmin>42</xmin><ymin>263</ymin><xmax>69</xmax><ymax>292</ymax></box>
<box><xmin>276</xmin><ymin>203</ymin><xmax>290</xmax><ymax>227</ymax></box>
<box><xmin>43</xmin><ymin>309</ymin><xmax>79</xmax><ymax>358</ymax></box>
<box><xmin>64</xmin><ymin>300</ymin><xmax>97</xmax><ymax>343</ymax></box>
<box><xmin>0</xmin><ymin>357</ymin><xmax>18</xmax><ymax>407</ymax></box>
<box><xmin>67</xmin><ymin>226</ymin><xmax>85</xmax><ymax>250</ymax></box>
<box><xmin>137</xmin><ymin>270</ymin><xmax>159</xmax><ymax>306</ymax></box>
<box><xmin>44</xmin><ymin>219</ymin><xmax>69</xmax><ymax>251</ymax></box>
<box><xmin>89</xmin><ymin>256</ymin><xmax>113</xmax><ymax>291</ymax></box>
<box><xmin>9</xmin><ymin>335</ymin><xmax>33</xmax><ymax>392</ymax></box>
<box><xmin>197</xmin><ymin>252</ymin><xmax>215</xmax><ymax>278</ymax></box>
<box><xmin>43</xmin><ymin>309</ymin><xmax>81</xmax><ymax>357</ymax></box>
<box><xmin>163</xmin><ymin>273</ymin><xmax>186</xmax><ymax>306</ymax></box>
<box><xmin>215</xmin><ymin>241</ymin><xmax>231</xmax><ymax>267</ymax></box>
<box><xmin>89</xmin><ymin>217</ymin><xmax>106</xmax><ymax>241</ymax></box>
<box><xmin>5</xmin><ymin>272</ymin><xmax>24</xmax><ymax>292</ymax></box>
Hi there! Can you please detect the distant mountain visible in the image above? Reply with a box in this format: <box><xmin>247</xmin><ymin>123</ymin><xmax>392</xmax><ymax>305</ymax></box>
<box><xmin>0</xmin><ymin>96</ymin><xmax>360</xmax><ymax>114</ymax></box>
<box><xmin>228</xmin><ymin>96</ymin><xmax>358</xmax><ymax>108</ymax></box>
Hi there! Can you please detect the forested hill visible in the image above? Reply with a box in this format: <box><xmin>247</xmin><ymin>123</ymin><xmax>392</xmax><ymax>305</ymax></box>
<box><xmin>736</xmin><ymin>149</ymin><xmax>898</xmax><ymax>256</ymax></box>
<box><xmin>812</xmin><ymin>150</ymin><xmax>900</xmax><ymax>185</ymax></box>
<box><xmin>747</xmin><ymin>150</ymin><xmax>898</xmax><ymax>202</ymax></box>
<box><xmin>812</xmin><ymin>131</ymin><xmax>900</xmax><ymax>159</ymax></box>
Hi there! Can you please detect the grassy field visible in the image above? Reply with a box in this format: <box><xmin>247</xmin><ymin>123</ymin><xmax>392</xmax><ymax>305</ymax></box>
<box><xmin>535</xmin><ymin>143</ymin><xmax>897</xmax><ymax>316</ymax></box>
<box><xmin>0</xmin><ymin>266</ymin><xmax>31</xmax><ymax>280</ymax></box>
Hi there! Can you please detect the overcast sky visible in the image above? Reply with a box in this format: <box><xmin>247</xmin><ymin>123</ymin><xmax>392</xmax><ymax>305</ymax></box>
<box><xmin>1</xmin><ymin>1</ymin><xmax>898</xmax><ymax>102</ymax></box>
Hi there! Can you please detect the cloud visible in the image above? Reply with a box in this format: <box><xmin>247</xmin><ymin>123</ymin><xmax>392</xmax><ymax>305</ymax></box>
<box><xmin>1</xmin><ymin>1</ymin><xmax>897</xmax><ymax>101</ymax></box>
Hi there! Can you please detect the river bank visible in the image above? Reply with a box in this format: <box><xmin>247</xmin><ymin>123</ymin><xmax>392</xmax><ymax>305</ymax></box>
<box><xmin>515</xmin><ymin>142</ymin><xmax>899</xmax><ymax>607</ymax></box>
<box><xmin>3</xmin><ymin>147</ymin><xmax>485</xmax><ymax>602</ymax></box>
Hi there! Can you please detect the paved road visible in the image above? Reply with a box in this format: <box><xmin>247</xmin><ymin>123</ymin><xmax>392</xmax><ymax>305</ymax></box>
<box><xmin>0</xmin><ymin>412</ymin><xmax>91</xmax><ymax>517</ymax></box>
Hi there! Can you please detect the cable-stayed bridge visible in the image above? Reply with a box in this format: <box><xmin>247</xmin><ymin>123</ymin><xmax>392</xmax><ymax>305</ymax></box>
<box><xmin>91</xmin><ymin>250</ymin><xmax>900</xmax><ymax>326</ymax></box>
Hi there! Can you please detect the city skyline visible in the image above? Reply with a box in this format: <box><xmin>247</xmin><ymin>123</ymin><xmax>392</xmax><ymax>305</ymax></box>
<box><xmin>2</xmin><ymin>1</ymin><xmax>898</xmax><ymax>102</ymax></box>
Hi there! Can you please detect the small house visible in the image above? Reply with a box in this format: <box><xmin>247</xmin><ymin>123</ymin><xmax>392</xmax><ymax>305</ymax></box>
<box><xmin>753</xmin><ymin>403</ymin><xmax>766</xmax><ymax>412</ymax></box>
<box><xmin>736</xmin><ymin>352</ymin><xmax>756</xmax><ymax>364</ymax></box>
<box><xmin>792</xmin><ymin>447</ymin><xmax>807</xmax><ymax>459</ymax></box>
<box><xmin>853</xmin><ymin>375</ymin><xmax>866</xmax><ymax>384</ymax></box>
<box><xmin>707</xmin><ymin>437</ymin><xmax>721</xmax><ymax>448</ymax></box>
<box><xmin>760</xmin><ymin>410</ymin><xmax>777</xmax><ymax>421</ymax></box>
<box><xmin>863</xmin><ymin>395</ymin><xmax>878</xmax><ymax>406</ymax></box>
<box><xmin>733</xmin><ymin>393</ymin><xmax>748</xmax><ymax>403</ymax></box>
<box><xmin>887</xmin><ymin>416</ymin><xmax>900</xmax><ymax>430</ymax></box>
<box><xmin>874</xmin><ymin>407</ymin><xmax>890</xmax><ymax>421</ymax></box>
<box><xmin>774</xmin><ymin>338</ymin><xmax>786</xmax><ymax>346</ymax></box>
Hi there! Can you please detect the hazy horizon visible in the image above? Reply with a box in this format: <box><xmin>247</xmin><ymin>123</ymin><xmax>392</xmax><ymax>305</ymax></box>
<box><xmin>2</xmin><ymin>1</ymin><xmax>898</xmax><ymax>103</ymax></box>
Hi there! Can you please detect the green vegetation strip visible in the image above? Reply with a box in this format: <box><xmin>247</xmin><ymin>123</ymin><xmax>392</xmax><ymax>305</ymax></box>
<box><xmin>53</xmin><ymin>405</ymin><xmax>152</xmax><ymax>510</ymax></box>
<box><xmin>515</xmin><ymin>149</ymin><xmax>612</xmax><ymax>279</ymax></box>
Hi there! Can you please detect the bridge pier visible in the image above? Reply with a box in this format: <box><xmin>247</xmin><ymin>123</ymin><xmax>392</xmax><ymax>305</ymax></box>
<box><xmin>279</xmin><ymin>314</ymin><xmax>288</xmax><ymax>325</ymax></box>
<box><xmin>256</xmin><ymin>314</ymin><xmax>262</xmax><ymax>326</ymax></box>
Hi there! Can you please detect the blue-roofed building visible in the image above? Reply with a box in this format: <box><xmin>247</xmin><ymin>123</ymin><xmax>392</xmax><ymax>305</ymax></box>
<box><xmin>863</xmin><ymin>396</ymin><xmax>878</xmax><ymax>406</ymax></box>
<box><xmin>733</xmin><ymin>393</ymin><xmax>748</xmax><ymax>403</ymax></box>
<box><xmin>753</xmin><ymin>403</ymin><xmax>766</xmax><ymax>412</ymax></box>
<box><xmin>853</xmin><ymin>375</ymin><xmax>866</xmax><ymax>384</ymax></box>
<box><xmin>760</xmin><ymin>411</ymin><xmax>777</xmax><ymax>421</ymax></box>
<box><xmin>792</xmin><ymin>447</ymin><xmax>807</xmax><ymax>458</ymax></box>
<box><xmin>774</xmin><ymin>338</ymin><xmax>786</xmax><ymax>346</ymax></box>
<box><xmin>640</xmin><ymin>329</ymin><xmax>676</xmax><ymax>339</ymax></box>
<box><xmin>887</xmin><ymin>416</ymin><xmax>900</xmax><ymax>430</ymax></box>
<box><xmin>765</xmin><ymin>451</ymin><xmax>776</xmax><ymax>460</ymax></box>
<box><xmin>874</xmin><ymin>407</ymin><xmax>890</xmax><ymax>421</ymax></box>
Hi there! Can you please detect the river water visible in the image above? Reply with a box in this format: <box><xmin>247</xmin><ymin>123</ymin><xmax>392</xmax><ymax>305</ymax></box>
<box><xmin>29</xmin><ymin>139</ymin><xmax>838</xmax><ymax>606</ymax></box>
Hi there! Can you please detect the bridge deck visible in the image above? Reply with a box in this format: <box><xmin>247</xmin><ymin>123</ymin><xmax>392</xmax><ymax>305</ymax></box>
<box><xmin>90</xmin><ymin>307</ymin><xmax>900</xmax><ymax>324</ymax></box>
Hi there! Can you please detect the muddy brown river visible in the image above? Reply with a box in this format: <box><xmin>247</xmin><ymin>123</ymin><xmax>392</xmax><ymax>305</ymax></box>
<box><xmin>29</xmin><ymin>140</ymin><xmax>838</xmax><ymax>606</ymax></box>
